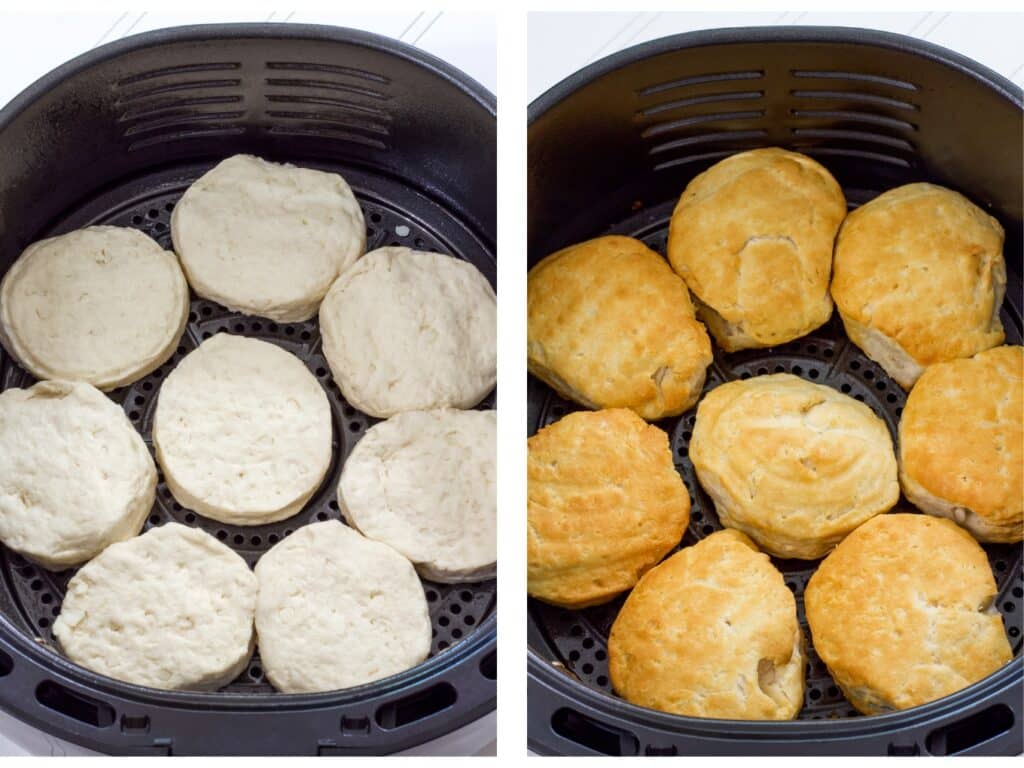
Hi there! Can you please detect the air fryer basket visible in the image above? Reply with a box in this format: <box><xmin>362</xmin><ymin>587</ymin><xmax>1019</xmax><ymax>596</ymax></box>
<box><xmin>527</xmin><ymin>27</ymin><xmax>1022</xmax><ymax>756</ymax></box>
<box><xmin>0</xmin><ymin>24</ymin><xmax>495</xmax><ymax>756</ymax></box>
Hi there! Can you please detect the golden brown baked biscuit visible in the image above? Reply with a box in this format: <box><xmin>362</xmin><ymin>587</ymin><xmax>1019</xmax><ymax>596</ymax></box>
<box><xmin>527</xmin><ymin>235</ymin><xmax>712</xmax><ymax>420</ymax></box>
<box><xmin>666</xmin><ymin>148</ymin><xmax>846</xmax><ymax>351</ymax></box>
<box><xmin>832</xmin><ymin>183</ymin><xmax>1006</xmax><ymax>389</ymax></box>
<box><xmin>690</xmin><ymin>374</ymin><xmax>899</xmax><ymax>559</ymax></box>
<box><xmin>899</xmin><ymin>345</ymin><xmax>1023</xmax><ymax>543</ymax></box>
<box><xmin>527</xmin><ymin>408</ymin><xmax>690</xmax><ymax>608</ymax></box>
<box><xmin>608</xmin><ymin>529</ymin><xmax>804</xmax><ymax>720</ymax></box>
<box><xmin>805</xmin><ymin>513</ymin><xmax>1012</xmax><ymax>715</ymax></box>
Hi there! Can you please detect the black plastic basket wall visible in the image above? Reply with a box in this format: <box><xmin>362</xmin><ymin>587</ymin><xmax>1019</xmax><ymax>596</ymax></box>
<box><xmin>527</xmin><ymin>27</ymin><xmax>1022</xmax><ymax>757</ymax></box>
<box><xmin>0</xmin><ymin>24</ymin><xmax>495</xmax><ymax>756</ymax></box>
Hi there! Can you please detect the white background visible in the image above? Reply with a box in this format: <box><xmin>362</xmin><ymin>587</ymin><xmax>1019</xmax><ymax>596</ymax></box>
<box><xmin>528</xmin><ymin>11</ymin><xmax>1024</xmax><ymax>100</ymax></box>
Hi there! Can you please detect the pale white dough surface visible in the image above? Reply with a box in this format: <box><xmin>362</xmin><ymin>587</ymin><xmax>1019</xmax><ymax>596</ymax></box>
<box><xmin>153</xmin><ymin>334</ymin><xmax>332</xmax><ymax>526</ymax></box>
<box><xmin>0</xmin><ymin>226</ymin><xmax>189</xmax><ymax>390</ymax></box>
<box><xmin>254</xmin><ymin>521</ymin><xmax>431</xmax><ymax>693</ymax></box>
<box><xmin>171</xmin><ymin>154</ymin><xmax>366</xmax><ymax>322</ymax></box>
<box><xmin>319</xmin><ymin>247</ymin><xmax>496</xmax><ymax>417</ymax></box>
<box><xmin>53</xmin><ymin>523</ymin><xmax>257</xmax><ymax>691</ymax></box>
<box><xmin>339</xmin><ymin>409</ymin><xmax>496</xmax><ymax>582</ymax></box>
<box><xmin>0</xmin><ymin>380</ymin><xmax>155</xmax><ymax>569</ymax></box>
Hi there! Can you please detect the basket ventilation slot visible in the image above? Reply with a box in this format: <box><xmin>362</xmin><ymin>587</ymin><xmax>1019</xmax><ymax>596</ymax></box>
<box><xmin>790</xmin><ymin>70</ymin><xmax>919</xmax><ymax>91</ymax></box>
<box><xmin>637</xmin><ymin>70</ymin><xmax>764</xmax><ymax>97</ymax></box>
<box><xmin>375</xmin><ymin>682</ymin><xmax>456</xmax><ymax>729</ymax></box>
<box><xmin>36</xmin><ymin>681</ymin><xmax>115</xmax><ymax>728</ymax></box>
<box><xmin>925</xmin><ymin>704</ymin><xmax>1015</xmax><ymax>755</ymax></box>
<box><xmin>551</xmin><ymin>708</ymin><xmax>639</xmax><ymax>756</ymax></box>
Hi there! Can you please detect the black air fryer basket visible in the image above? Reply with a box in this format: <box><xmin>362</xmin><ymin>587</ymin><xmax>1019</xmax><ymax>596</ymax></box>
<box><xmin>527</xmin><ymin>27</ymin><xmax>1022</xmax><ymax>756</ymax></box>
<box><xmin>0</xmin><ymin>23</ymin><xmax>495</xmax><ymax>755</ymax></box>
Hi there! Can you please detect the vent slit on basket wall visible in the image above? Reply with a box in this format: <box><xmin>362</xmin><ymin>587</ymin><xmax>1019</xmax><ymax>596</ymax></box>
<box><xmin>640</xmin><ymin>90</ymin><xmax>764</xmax><ymax>118</ymax></box>
<box><xmin>790</xmin><ymin>70</ymin><xmax>919</xmax><ymax>91</ymax></box>
<box><xmin>115</xmin><ymin>62</ymin><xmax>241</xmax><ymax>87</ymax></box>
<box><xmin>637</xmin><ymin>70</ymin><xmax>764</xmax><ymax>97</ymax></box>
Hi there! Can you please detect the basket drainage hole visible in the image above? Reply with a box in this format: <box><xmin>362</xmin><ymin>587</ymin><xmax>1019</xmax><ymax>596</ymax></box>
<box><xmin>184</xmin><ymin>513</ymin><xmax>196</xmax><ymax>524</ymax></box>
<box><xmin>426</xmin><ymin>590</ymin><xmax>439</xmax><ymax>602</ymax></box>
<box><xmin>250</xmin><ymin>665</ymin><xmax>262</xmax><ymax>678</ymax></box>
<box><xmin>439</xmin><ymin>616</ymin><xmax>449</xmax><ymax>627</ymax></box>
<box><xmin>233</xmin><ymin>534</ymin><xmax>244</xmax><ymax>545</ymax></box>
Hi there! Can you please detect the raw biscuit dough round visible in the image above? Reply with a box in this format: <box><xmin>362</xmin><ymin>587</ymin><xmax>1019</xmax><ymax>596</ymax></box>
<box><xmin>171</xmin><ymin>154</ymin><xmax>366</xmax><ymax>322</ymax></box>
<box><xmin>153</xmin><ymin>334</ymin><xmax>332</xmax><ymax>525</ymax></box>
<box><xmin>608</xmin><ymin>529</ymin><xmax>805</xmax><ymax>720</ymax></box>
<box><xmin>0</xmin><ymin>226</ymin><xmax>189</xmax><ymax>390</ymax></box>
<box><xmin>338</xmin><ymin>409</ymin><xmax>496</xmax><ymax>582</ymax></box>
<box><xmin>690</xmin><ymin>374</ymin><xmax>899</xmax><ymax>559</ymax></box>
<box><xmin>319</xmin><ymin>247</ymin><xmax>496</xmax><ymax>417</ymax></box>
<box><xmin>53</xmin><ymin>522</ymin><xmax>257</xmax><ymax>691</ymax></box>
<box><xmin>0</xmin><ymin>380</ymin><xmax>156</xmax><ymax>569</ymax></box>
<box><xmin>254</xmin><ymin>521</ymin><xmax>432</xmax><ymax>693</ymax></box>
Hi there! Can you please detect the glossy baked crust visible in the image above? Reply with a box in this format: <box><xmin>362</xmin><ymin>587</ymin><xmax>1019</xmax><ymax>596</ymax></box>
<box><xmin>667</xmin><ymin>148</ymin><xmax>845</xmax><ymax>351</ymax></box>
<box><xmin>832</xmin><ymin>183</ymin><xmax>1006</xmax><ymax>388</ymax></box>
<box><xmin>527</xmin><ymin>235</ymin><xmax>712</xmax><ymax>420</ymax></box>
<box><xmin>608</xmin><ymin>529</ymin><xmax>804</xmax><ymax>720</ymax></box>
<box><xmin>900</xmin><ymin>345</ymin><xmax>1023</xmax><ymax>542</ymax></box>
<box><xmin>527</xmin><ymin>408</ymin><xmax>690</xmax><ymax>608</ymax></box>
<box><xmin>805</xmin><ymin>513</ymin><xmax>1012</xmax><ymax>715</ymax></box>
<box><xmin>690</xmin><ymin>374</ymin><xmax>899</xmax><ymax>559</ymax></box>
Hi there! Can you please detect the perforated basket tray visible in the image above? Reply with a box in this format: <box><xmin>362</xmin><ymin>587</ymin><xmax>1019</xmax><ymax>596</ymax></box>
<box><xmin>0</xmin><ymin>24</ymin><xmax>495</xmax><ymax>756</ymax></box>
<box><xmin>527</xmin><ymin>27</ymin><xmax>1023</xmax><ymax>756</ymax></box>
